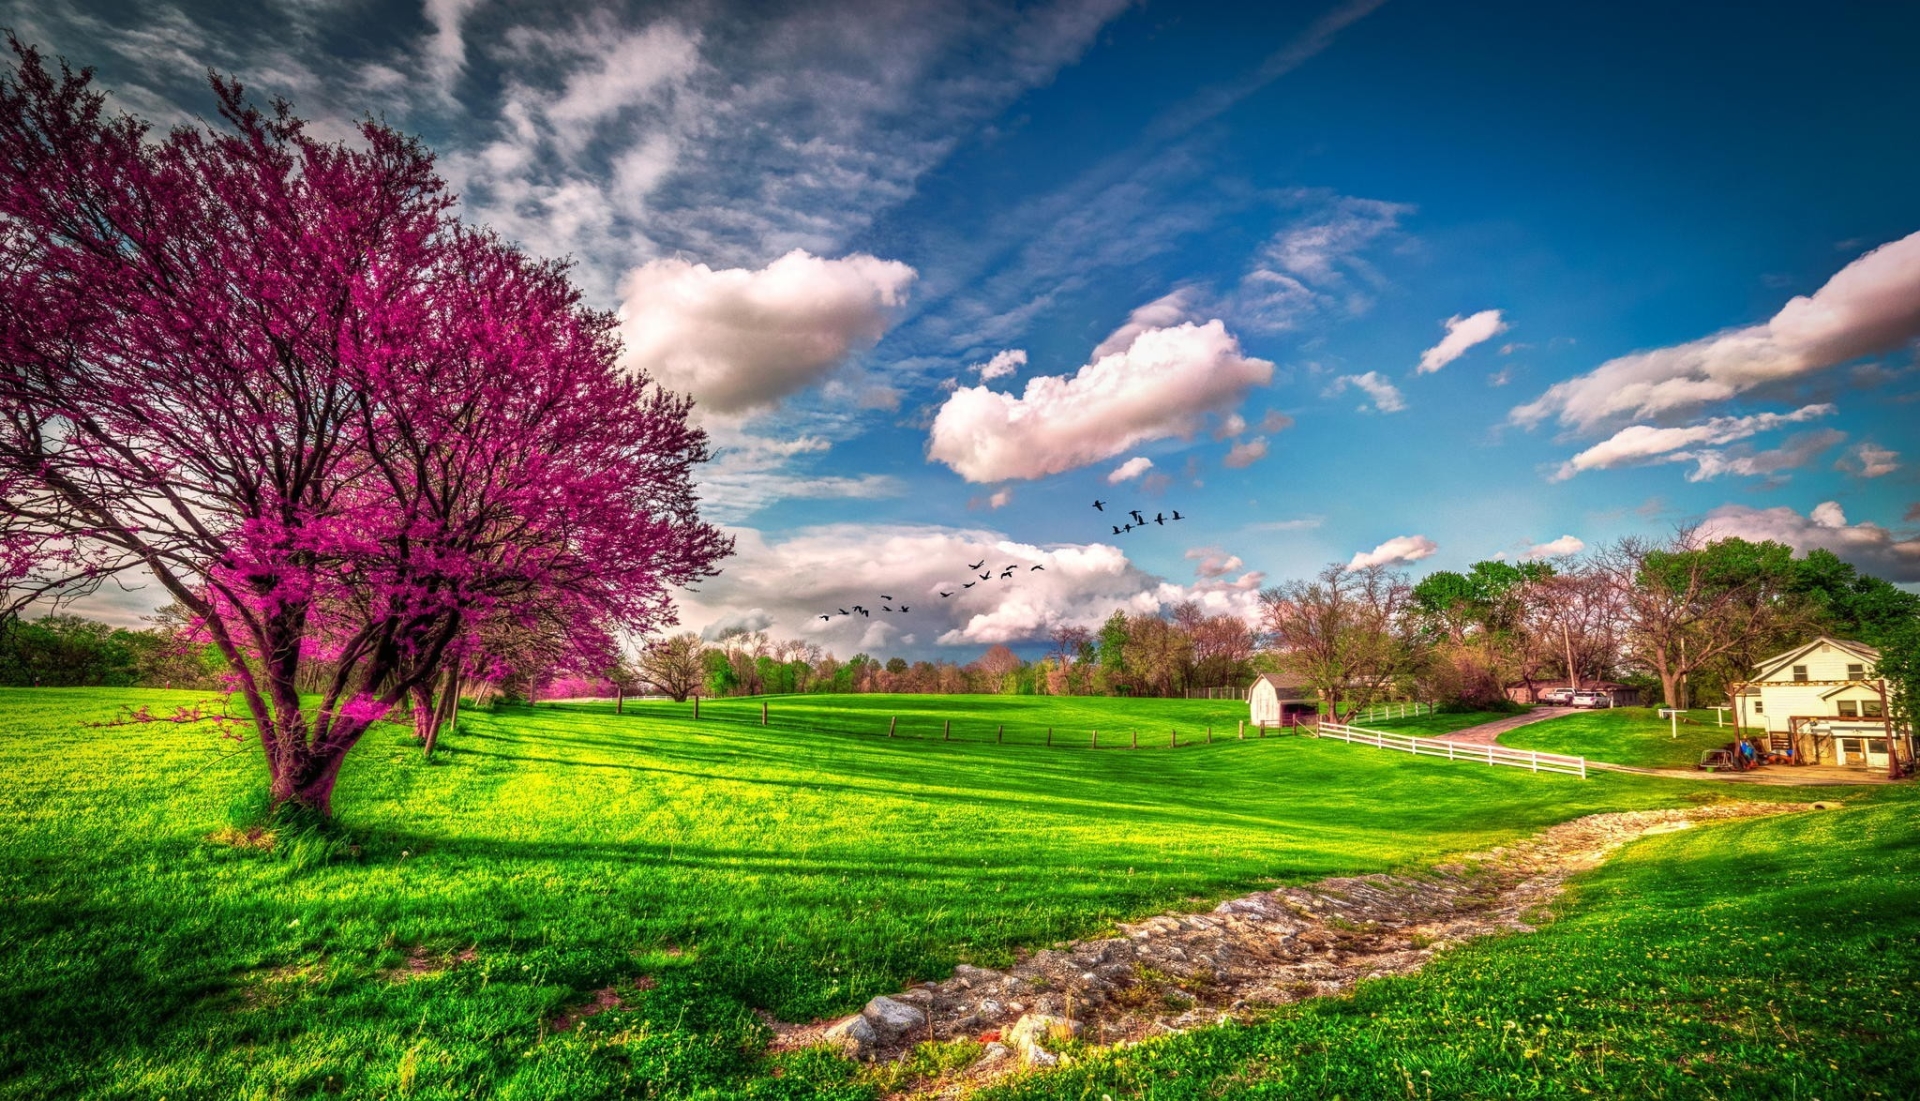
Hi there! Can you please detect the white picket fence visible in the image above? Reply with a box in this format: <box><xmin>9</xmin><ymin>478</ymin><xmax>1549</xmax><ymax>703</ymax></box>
<box><xmin>1316</xmin><ymin>721</ymin><xmax>1587</xmax><ymax>778</ymax></box>
<box><xmin>1351</xmin><ymin>700</ymin><xmax>1433</xmax><ymax>724</ymax></box>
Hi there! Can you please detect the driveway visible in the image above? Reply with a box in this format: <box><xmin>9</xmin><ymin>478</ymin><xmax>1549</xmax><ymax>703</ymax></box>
<box><xmin>1432</xmin><ymin>706</ymin><xmax>1578</xmax><ymax>745</ymax></box>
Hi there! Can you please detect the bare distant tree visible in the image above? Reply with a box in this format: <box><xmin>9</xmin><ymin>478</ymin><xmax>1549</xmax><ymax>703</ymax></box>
<box><xmin>1259</xmin><ymin>563</ymin><xmax>1423</xmax><ymax>721</ymax></box>
<box><xmin>637</xmin><ymin>633</ymin><xmax>707</xmax><ymax>702</ymax></box>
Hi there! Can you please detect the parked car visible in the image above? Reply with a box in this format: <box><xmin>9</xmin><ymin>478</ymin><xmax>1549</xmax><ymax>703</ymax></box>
<box><xmin>1569</xmin><ymin>689</ymin><xmax>1613</xmax><ymax>709</ymax></box>
<box><xmin>1540</xmin><ymin>687</ymin><xmax>1576</xmax><ymax>706</ymax></box>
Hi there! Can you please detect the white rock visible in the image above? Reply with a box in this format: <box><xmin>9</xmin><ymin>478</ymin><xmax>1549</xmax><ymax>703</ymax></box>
<box><xmin>862</xmin><ymin>994</ymin><xmax>926</xmax><ymax>1038</ymax></box>
<box><xmin>823</xmin><ymin>1014</ymin><xmax>877</xmax><ymax>1057</ymax></box>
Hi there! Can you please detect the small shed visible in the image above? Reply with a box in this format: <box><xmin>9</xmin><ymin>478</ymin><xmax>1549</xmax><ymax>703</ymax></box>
<box><xmin>1250</xmin><ymin>671</ymin><xmax>1316</xmax><ymax>728</ymax></box>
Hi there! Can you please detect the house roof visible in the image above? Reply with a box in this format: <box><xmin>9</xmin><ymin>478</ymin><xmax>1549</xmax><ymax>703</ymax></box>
<box><xmin>1818</xmin><ymin>681</ymin><xmax>1882</xmax><ymax>700</ymax></box>
<box><xmin>1751</xmin><ymin>637</ymin><xmax>1880</xmax><ymax>682</ymax></box>
<box><xmin>1254</xmin><ymin>670</ymin><xmax>1311</xmax><ymax>690</ymax></box>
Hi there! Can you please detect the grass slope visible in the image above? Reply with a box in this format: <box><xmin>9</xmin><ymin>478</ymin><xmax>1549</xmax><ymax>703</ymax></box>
<box><xmin>1502</xmin><ymin>708</ymin><xmax>1755</xmax><ymax>769</ymax></box>
<box><xmin>983</xmin><ymin>787</ymin><xmax>1920</xmax><ymax>1100</ymax></box>
<box><xmin>0</xmin><ymin>689</ymin><xmax>1860</xmax><ymax>1100</ymax></box>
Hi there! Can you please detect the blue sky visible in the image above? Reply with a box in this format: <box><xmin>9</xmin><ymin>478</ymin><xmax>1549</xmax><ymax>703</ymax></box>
<box><xmin>21</xmin><ymin>0</ymin><xmax>1920</xmax><ymax>657</ymax></box>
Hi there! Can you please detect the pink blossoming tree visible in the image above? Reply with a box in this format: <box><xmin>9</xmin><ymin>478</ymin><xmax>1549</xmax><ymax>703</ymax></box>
<box><xmin>0</xmin><ymin>42</ymin><xmax>730</xmax><ymax>815</ymax></box>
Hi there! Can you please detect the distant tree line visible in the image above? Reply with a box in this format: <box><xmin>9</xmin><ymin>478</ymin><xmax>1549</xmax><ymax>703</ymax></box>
<box><xmin>0</xmin><ymin>604</ymin><xmax>224</xmax><ymax>690</ymax></box>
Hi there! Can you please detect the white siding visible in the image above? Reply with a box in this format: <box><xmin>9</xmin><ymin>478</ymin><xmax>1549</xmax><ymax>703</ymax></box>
<box><xmin>1249</xmin><ymin>679</ymin><xmax>1279</xmax><ymax>725</ymax></box>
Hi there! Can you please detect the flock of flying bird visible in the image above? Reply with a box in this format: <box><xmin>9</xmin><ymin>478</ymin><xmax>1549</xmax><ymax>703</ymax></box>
<box><xmin>817</xmin><ymin>498</ymin><xmax>1187</xmax><ymax>623</ymax></box>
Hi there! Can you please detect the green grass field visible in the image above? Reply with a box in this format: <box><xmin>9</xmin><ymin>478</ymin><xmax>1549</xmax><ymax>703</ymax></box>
<box><xmin>0</xmin><ymin>688</ymin><xmax>1898</xmax><ymax>1099</ymax></box>
<box><xmin>1501</xmin><ymin>707</ymin><xmax>1757</xmax><ymax>769</ymax></box>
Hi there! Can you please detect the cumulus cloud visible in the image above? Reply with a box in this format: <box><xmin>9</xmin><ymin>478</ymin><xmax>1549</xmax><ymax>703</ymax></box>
<box><xmin>617</xmin><ymin>250</ymin><xmax>916</xmax><ymax>414</ymax></box>
<box><xmin>1260</xmin><ymin>409</ymin><xmax>1296</xmax><ymax>433</ymax></box>
<box><xmin>1327</xmin><ymin>371</ymin><xmax>1406</xmax><ymax>413</ymax></box>
<box><xmin>1223</xmin><ymin>437</ymin><xmax>1269</xmax><ymax>468</ymax></box>
<box><xmin>1186</xmin><ymin>547</ymin><xmax>1246</xmax><ymax>579</ymax></box>
<box><xmin>673</xmin><ymin>524</ymin><xmax>1262</xmax><ymax>651</ymax></box>
<box><xmin>927</xmin><ymin>319</ymin><xmax>1274</xmax><ymax>483</ymax></box>
<box><xmin>1838</xmin><ymin>441</ymin><xmax>1900</xmax><ymax>479</ymax></box>
<box><xmin>1524</xmin><ymin>534</ymin><xmax>1586</xmax><ymax>559</ymax></box>
<box><xmin>974</xmin><ymin>349</ymin><xmax>1028</xmax><ymax>381</ymax></box>
<box><xmin>1551</xmin><ymin>403</ymin><xmax>1836</xmax><ymax>481</ymax></box>
<box><xmin>1107</xmin><ymin>457</ymin><xmax>1154</xmax><ymax>484</ymax></box>
<box><xmin>1347</xmin><ymin>534</ymin><xmax>1438</xmax><ymax>570</ymax></box>
<box><xmin>1417</xmin><ymin>309</ymin><xmax>1508</xmax><ymax>373</ymax></box>
<box><xmin>1513</xmin><ymin>231</ymin><xmax>1920</xmax><ymax>433</ymax></box>
<box><xmin>1701</xmin><ymin>501</ymin><xmax>1920</xmax><ymax>583</ymax></box>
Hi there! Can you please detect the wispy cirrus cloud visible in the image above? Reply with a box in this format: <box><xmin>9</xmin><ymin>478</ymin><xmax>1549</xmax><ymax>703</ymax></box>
<box><xmin>1550</xmin><ymin>403</ymin><xmax>1836</xmax><ymax>481</ymax></box>
<box><xmin>1326</xmin><ymin>371</ymin><xmax>1406</xmax><ymax>413</ymax></box>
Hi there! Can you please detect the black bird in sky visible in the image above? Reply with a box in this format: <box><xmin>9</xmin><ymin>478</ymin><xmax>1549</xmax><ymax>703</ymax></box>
<box><xmin>881</xmin><ymin>594</ymin><xmax>893</xmax><ymax>601</ymax></box>
<box><xmin>940</xmin><ymin>591</ymin><xmax>954</xmax><ymax>598</ymax></box>
<box><xmin>963</xmin><ymin>582</ymin><xmax>976</xmax><ymax>588</ymax></box>
<box><xmin>1129</xmin><ymin>509</ymin><xmax>1146</xmax><ymax>525</ymax></box>
<box><xmin>1123</xmin><ymin>522</ymin><xmax>1134</xmax><ymax>532</ymax></box>
<box><xmin>1154</xmin><ymin>513</ymin><xmax>1165</xmax><ymax>525</ymax></box>
<box><xmin>837</xmin><ymin>608</ymin><xmax>849</xmax><ymax>616</ymax></box>
<box><xmin>979</xmin><ymin>572</ymin><xmax>992</xmax><ymax>580</ymax></box>
<box><xmin>1030</xmin><ymin>565</ymin><xmax>1045</xmax><ymax>571</ymax></box>
<box><xmin>899</xmin><ymin>605</ymin><xmax>910</xmax><ymax>612</ymax></box>
<box><xmin>1112</xmin><ymin>525</ymin><xmax>1122</xmax><ymax>535</ymax></box>
<box><xmin>859</xmin><ymin>608</ymin><xmax>870</xmax><ymax>617</ymax></box>
<box><xmin>1092</xmin><ymin>500</ymin><xmax>1105</xmax><ymax>511</ymax></box>
<box><xmin>1000</xmin><ymin>569</ymin><xmax>1015</xmax><ymax>579</ymax></box>
<box><xmin>819</xmin><ymin>614</ymin><xmax>830</xmax><ymax>621</ymax></box>
<box><xmin>968</xmin><ymin>559</ymin><xmax>985</xmax><ymax>570</ymax></box>
<box><xmin>1171</xmin><ymin>510</ymin><xmax>1184</xmax><ymax>520</ymax></box>
<box><xmin>883</xmin><ymin>605</ymin><xmax>893</xmax><ymax>612</ymax></box>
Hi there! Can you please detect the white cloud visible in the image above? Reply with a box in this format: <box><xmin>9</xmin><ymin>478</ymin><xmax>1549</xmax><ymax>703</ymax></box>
<box><xmin>1327</xmin><ymin>371</ymin><xmax>1406</xmax><ymax>413</ymax></box>
<box><xmin>1523</xmin><ymin>534</ymin><xmax>1585</xmax><ymax>559</ymax></box>
<box><xmin>1247</xmin><ymin>516</ymin><xmax>1324</xmax><ymax>532</ymax></box>
<box><xmin>1838</xmin><ymin>441</ymin><xmax>1900</xmax><ymax>479</ymax></box>
<box><xmin>974</xmin><ymin>349</ymin><xmax>1028</xmax><ymax>381</ymax></box>
<box><xmin>1233</xmin><ymin>193</ymin><xmax>1414</xmax><ymax>332</ymax></box>
<box><xmin>1223</xmin><ymin>437</ymin><xmax>1269</xmax><ymax>468</ymax></box>
<box><xmin>927</xmin><ymin>319</ymin><xmax>1275</xmax><ymax>483</ymax></box>
<box><xmin>1417</xmin><ymin>309</ymin><xmax>1508</xmax><ymax>373</ymax></box>
<box><xmin>694</xmin><ymin>430</ymin><xmax>905</xmax><ymax>522</ymax></box>
<box><xmin>1347</xmin><ymin>534</ymin><xmax>1438</xmax><ymax>570</ymax></box>
<box><xmin>673</xmin><ymin>523</ymin><xmax>1263</xmax><ymax>652</ymax></box>
<box><xmin>987</xmin><ymin>488</ymin><xmax>1013</xmax><ymax>509</ymax></box>
<box><xmin>617</xmin><ymin>250</ymin><xmax>916</xmax><ymax>414</ymax></box>
<box><xmin>1186</xmin><ymin>547</ymin><xmax>1246</xmax><ymax>579</ymax></box>
<box><xmin>422</xmin><ymin>0</ymin><xmax>484</xmax><ymax>93</ymax></box>
<box><xmin>1551</xmin><ymin>403</ymin><xmax>1836</xmax><ymax>481</ymax></box>
<box><xmin>1678</xmin><ymin>428</ymin><xmax>1847</xmax><ymax>483</ymax></box>
<box><xmin>1107</xmin><ymin>457</ymin><xmax>1154</xmax><ymax>484</ymax></box>
<box><xmin>1091</xmin><ymin>289</ymin><xmax>1202</xmax><ymax>359</ymax></box>
<box><xmin>1513</xmin><ymin>230</ymin><xmax>1920</xmax><ymax>432</ymax></box>
<box><xmin>1701</xmin><ymin>502</ymin><xmax>1920</xmax><ymax>583</ymax></box>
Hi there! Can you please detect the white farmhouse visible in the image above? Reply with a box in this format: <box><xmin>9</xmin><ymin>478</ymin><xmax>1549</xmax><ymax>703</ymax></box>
<box><xmin>1732</xmin><ymin>637</ymin><xmax>1910</xmax><ymax>771</ymax></box>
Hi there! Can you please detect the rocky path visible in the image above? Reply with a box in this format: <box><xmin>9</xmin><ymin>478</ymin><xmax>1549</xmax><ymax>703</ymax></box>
<box><xmin>767</xmin><ymin>801</ymin><xmax>1819</xmax><ymax>1095</ymax></box>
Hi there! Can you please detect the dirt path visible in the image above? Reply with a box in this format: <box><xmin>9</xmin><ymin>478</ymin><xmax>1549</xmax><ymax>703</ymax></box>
<box><xmin>1430</xmin><ymin>706</ymin><xmax>1577</xmax><ymax>745</ymax></box>
<box><xmin>767</xmin><ymin>801</ymin><xmax>1817</xmax><ymax>1096</ymax></box>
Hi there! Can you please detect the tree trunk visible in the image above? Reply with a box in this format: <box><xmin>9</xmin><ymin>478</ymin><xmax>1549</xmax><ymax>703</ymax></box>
<box><xmin>411</xmin><ymin>683</ymin><xmax>436</xmax><ymax>743</ymax></box>
<box><xmin>423</xmin><ymin>665</ymin><xmax>459</xmax><ymax>759</ymax></box>
<box><xmin>269</xmin><ymin>744</ymin><xmax>350</xmax><ymax>817</ymax></box>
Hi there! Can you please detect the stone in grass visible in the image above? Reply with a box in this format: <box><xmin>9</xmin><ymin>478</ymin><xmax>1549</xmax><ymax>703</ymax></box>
<box><xmin>823</xmin><ymin>1014</ymin><xmax>878</xmax><ymax>1058</ymax></box>
<box><xmin>862</xmin><ymin>995</ymin><xmax>927</xmax><ymax>1038</ymax></box>
<box><xmin>1006</xmin><ymin>1013</ymin><xmax>1080</xmax><ymax>1066</ymax></box>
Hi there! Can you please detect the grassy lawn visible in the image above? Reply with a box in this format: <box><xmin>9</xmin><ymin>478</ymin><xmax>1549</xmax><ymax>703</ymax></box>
<box><xmin>1501</xmin><ymin>707</ymin><xmax>1756</xmax><ymax>769</ymax></box>
<box><xmin>983</xmin><ymin>784</ymin><xmax>1920</xmax><ymax>1100</ymax></box>
<box><xmin>0</xmin><ymin>688</ymin><xmax>1872</xmax><ymax>1099</ymax></box>
<box><xmin>1362</xmin><ymin>708</ymin><xmax>1520</xmax><ymax>737</ymax></box>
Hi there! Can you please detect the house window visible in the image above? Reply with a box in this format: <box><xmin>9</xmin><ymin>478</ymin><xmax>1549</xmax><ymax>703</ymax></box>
<box><xmin>1863</xmin><ymin>699</ymin><xmax>1885</xmax><ymax>719</ymax></box>
<box><xmin>1752</xmin><ymin>699</ymin><xmax>1764</xmax><ymax>714</ymax></box>
<box><xmin>1846</xmin><ymin>663</ymin><xmax>1865</xmax><ymax>680</ymax></box>
<box><xmin>1791</xmin><ymin>665</ymin><xmax>1808</xmax><ymax>683</ymax></box>
<box><xmin>1838</xmin><ymin>700</ymin><xmax>1859</xmax><ymax>718</ymax></box>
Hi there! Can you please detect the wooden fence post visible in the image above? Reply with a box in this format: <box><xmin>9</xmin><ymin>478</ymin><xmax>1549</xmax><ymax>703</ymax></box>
<box><xmin>1170</xmin><ymin>728</ymin><xmax>1177</xmax><ymax>748</ymax></box>
<box><xmin>1206</xmin><ymin>724</ymin><xmax>1213</xmax><ymax>744</ymax></box>
<box><xmin>888</xmin><ymin>715</ymin><xmax>897</xmax><ymax>737</ymax></box>
<box><xmin>943</xmin><ymin>719</ymin><xmax>951</xmax><ymax>741</ymax></box>
<box><xmin>997</xmin><ymin>724</ymin><xmax>1003</xmax><ymax>744</ymax></box>
<box><xmin>1046</xmin><ymin>726</ymin><xmax>1053</xmax><ymax>746</ymax></box>
<box><xmin>616</xmin><ymin>687</ymin><xmax>624</xmax><ymax>715</ymax></box>
<box><xmin>1089</xmin><ymin>728</ymin><xmax>1096</xmax><ymax>748</ymax></box>
<box><xmin>761</xmin><ymin>701</ymin><xmax>768</xmax><ymax>727</ymax></box>
<box><xmin>1237</xmin><ymin>720</ymin><xmax>1244</xmax><ymax>740</ymax></box>
<box><xmin>692</xmin><ymin>696</ymin><xmax>700</xmax><ymax>720</ymax></box>
<box><xmin>1131</xmin><ymin>729</ymin><xmax>1138</xmax><ymax>749</ymax></box>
